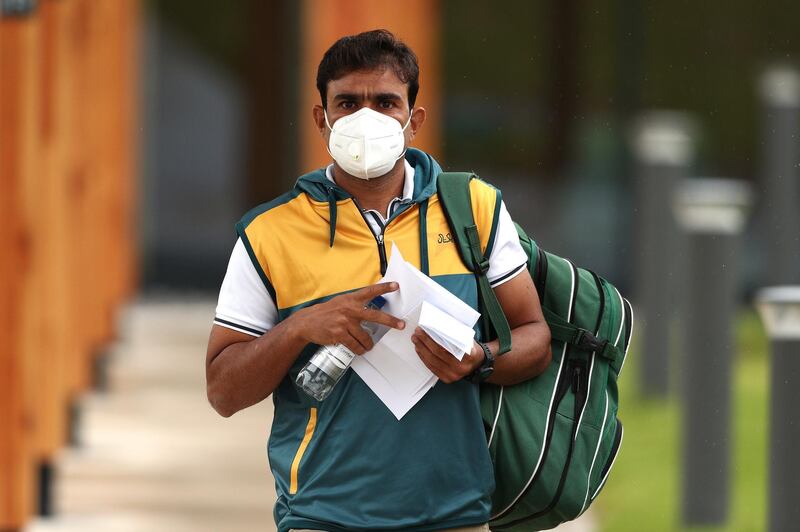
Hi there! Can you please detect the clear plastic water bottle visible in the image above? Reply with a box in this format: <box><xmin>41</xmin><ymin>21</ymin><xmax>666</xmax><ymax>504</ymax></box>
<box><xmin>296</xmin><ymin>296</ymin><xmax>389</xmax><ymax>401</ymax></box>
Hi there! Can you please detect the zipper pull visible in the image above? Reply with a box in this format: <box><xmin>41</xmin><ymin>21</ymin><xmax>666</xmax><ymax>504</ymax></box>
<box><xmin>377</xmin><ymin>234</ymin><xmax>388</xmax><ymax>275</ymax></box>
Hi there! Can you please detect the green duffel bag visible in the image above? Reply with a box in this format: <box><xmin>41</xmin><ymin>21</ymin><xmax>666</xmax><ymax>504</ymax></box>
<box><xmin>437</xmin><ymin>172</ymin><xmax>634</xmax><ymax>531</ymax></box>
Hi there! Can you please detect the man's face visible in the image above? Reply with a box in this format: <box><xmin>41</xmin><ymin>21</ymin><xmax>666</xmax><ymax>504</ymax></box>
<box><xmin>313</xmin><ymin>67</ymin><xmax>425</xmax><ymax>149</ymax></box>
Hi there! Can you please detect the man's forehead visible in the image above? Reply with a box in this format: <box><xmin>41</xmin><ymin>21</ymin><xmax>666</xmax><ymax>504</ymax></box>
<box><xmin>327</xmin><ymin>68</ymin><xmax>408</xmax><ymax>98</ymax></box>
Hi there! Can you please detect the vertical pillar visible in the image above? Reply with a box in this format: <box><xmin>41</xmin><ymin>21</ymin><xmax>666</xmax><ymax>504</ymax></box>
<box><xmin>299</xmin><ymin>0</ymin><xmax>441</xmax><ymax>172</ymax></box>
<box><xmin>245</xmin><ymin>0</ymin><xmax>298</xmax><ymax>200</ymax></box>
<box><xmin>674</xmin><ymin>178</ymin><xmax>752</xmax><ymax>526</ymax></box>
<box><xmin>0</xmin><ymin>4</ymin><xmax>39</xmax><ymax>528</ymax></box>
<box><xmin>632</xmin><ymin>112</ymin><xmax>696</xmax><ymax>397</ymax></box>
<box><xmin>34</xmin><ymin>0</ymin><xmax>65</xmax><ymax>482</ymax></box>
<box><xmin>116</xmin><ymin>0</ymin><xmax>141</xmax><ymax>302</ymax></box>
<box><xmin>756</xmin><ymin>287</ymin><xmax>800</xmax><ymax>532</ymax></box>
<box><xmin>63</xmin><ymin>0</ymin><xmax>96</xmax><ymax>398</ymax></box>
<box><xmin>35</xmin><ymin>0</ymin><xmax>75</xmax><ymax>463</ymax></box>
<box><xmin>758</xmin><ymin>67</ymin><xmax>800</xmax><ymax>285</ymax></box>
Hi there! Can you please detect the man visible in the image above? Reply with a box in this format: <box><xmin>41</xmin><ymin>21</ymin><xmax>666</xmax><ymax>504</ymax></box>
<box><xmin>206</xmin><ymin>29</ymin><xmax>551</xmax><ymax>532</ymax></box>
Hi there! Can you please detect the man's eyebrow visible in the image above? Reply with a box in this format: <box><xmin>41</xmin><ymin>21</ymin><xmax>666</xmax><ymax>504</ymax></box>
<box><xmin>332</xmin><ymin>93</ymin><xmax>362</xmax><ymax>102</ymax></box>
<box><xmin>375</xmin><ymin>92</ymin><xmax>403</xmax><ymax>101</ymax></box>
<box><xmin>331</xmin><ymin>92</ymin><xmax>404</xmax><ymax>102</ymax></box>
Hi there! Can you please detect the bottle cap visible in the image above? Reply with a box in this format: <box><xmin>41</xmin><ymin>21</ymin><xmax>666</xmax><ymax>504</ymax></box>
<box><xmin>368</xmin><ymin>295</ymin><xmax>387</xmax><ymax>309</ymax></box>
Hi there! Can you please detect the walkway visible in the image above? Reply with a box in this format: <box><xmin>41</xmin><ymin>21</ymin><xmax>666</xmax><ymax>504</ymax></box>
<box><xmin>26</xmin><ymin>300</ymin><xmax>594</xmax><ymax>532</ymax></box>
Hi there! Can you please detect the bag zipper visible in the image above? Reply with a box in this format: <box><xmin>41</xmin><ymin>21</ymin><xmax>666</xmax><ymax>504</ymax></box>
<box><xmin>495</xmin><ymin>263</ymin><xmax>607</xmax><ymax>529</ymax></box>
<box><xmin>534</xmin><ymin>245</ymin><xmax>548</xmax><ymax>300</ymax></box>
<box><xmin>623</xmin><ymin>298</ymin><xmax>633</xmax><ymax>355</ymax></box>
<box><xmin>496</xmin><ymin>359</ymin><xmax>590</xmax><ymax>530</ymax></box>
<box><xmin>588</xmin><ymin>270</ymin><xmax>605</xmax><ymax>339</ymax></box>
<box><xmin>492</xmin><ymin>259</ymin><xmax>579</xmax><ymax>524</ymax></box>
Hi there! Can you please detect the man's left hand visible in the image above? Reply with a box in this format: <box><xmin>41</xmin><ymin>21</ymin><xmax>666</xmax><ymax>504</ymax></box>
<box><xmin>411</xmin><ymin>328</ymin><xmax>484</xmax><ymax>383</ymax></box>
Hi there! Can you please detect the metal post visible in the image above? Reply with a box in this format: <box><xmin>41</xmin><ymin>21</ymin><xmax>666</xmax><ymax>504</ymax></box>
<box><xmin>759</xmin><ymin>66</ymin><xmax>800</xmax><ymax>285</ymax></box>
<box><xmin>632</xmin><ymin>112</ymin><xmax>696</xmax><ymax>397</ymax></box>
<box><xmin>756</xmin><ymin>286</ymin><xmax>800</xmax><ymax>532</ymax></box>
<box><xmin>674</xmin><ymin>178</ymin><xmax>752</xmax><ymax>526</ymax></box>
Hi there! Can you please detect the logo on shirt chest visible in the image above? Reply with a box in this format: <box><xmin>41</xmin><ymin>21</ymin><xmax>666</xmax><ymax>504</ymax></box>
<box><xmin>437</xmin><ymin>233</ymin><xmax>453</xmax><ymax>244</ymax></box>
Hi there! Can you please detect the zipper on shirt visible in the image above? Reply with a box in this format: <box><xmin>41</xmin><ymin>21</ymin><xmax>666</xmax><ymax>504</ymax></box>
<box><xmin>376</xmin><ymin>234</ymin><xmax>388</xmax><ymax>275</ymax></box>
<box><xmin>352</xmin><ymin>198</ymin><xmax>390</xmax><ymax>275</ymax></box>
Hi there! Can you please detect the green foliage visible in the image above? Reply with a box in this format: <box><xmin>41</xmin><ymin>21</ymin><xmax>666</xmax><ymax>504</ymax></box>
<box><xmin>596</xmin><ymin>310</ymin><xmax>768</xmax><ymax>531</ymax></box>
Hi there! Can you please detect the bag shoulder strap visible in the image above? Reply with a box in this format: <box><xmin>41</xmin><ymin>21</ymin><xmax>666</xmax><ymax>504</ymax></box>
<box><xmin>437</xmin><ymin>172</ymin><xmax>512</xmax><ymax>355</ymax></box>
<box><xmin>437</xmin><ymin>173</ymin><xmax>622</xmax><ymax>362</ymax></box>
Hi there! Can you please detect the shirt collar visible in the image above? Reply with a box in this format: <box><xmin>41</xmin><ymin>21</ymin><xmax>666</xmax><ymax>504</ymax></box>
<box><xmin>325</xmin><ymin>160</ymin><xmax>415</xmax><ymax>203</ymax></box>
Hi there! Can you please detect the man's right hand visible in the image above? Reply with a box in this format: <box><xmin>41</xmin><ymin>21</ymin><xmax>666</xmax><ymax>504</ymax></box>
<box><xmin>289</xmin><ymin>282</ymin><xmax>405</xmax><ymax>355</ymax></box>
<box><xmin>206</xmin><ymin>281</ymin><xmax>404</xmax><ymax>417</ymax></box>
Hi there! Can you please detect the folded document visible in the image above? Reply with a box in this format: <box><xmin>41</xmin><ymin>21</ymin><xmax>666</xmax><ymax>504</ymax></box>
<box><xmin>350</xmin><ymin>243</ymin><xmax>480</xmax><ymax>419</ymax></box>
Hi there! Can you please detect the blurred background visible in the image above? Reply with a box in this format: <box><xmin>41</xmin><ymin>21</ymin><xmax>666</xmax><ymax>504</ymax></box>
<box><xmin>3</xmin><ymin>0</ymin><xmax>800</xmax><ymax>530</ymax></box>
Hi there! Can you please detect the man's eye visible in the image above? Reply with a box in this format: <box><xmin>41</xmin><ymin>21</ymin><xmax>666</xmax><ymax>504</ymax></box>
<box><xmin>340</xmin><ymin>101</ymin><xmax>356</xmax><ymax>109</ymax></box>
<box><xmin>379</xmin><ymin>101</ymin><xmax>395</xmax><ymax>109</ymax></box>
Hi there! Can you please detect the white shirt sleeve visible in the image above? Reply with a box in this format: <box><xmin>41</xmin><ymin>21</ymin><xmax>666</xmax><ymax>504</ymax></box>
<box><xmin>486</xmin><ymin>201</ymin><xmax>528</xmax><ymax>288</ymax></box>
<box><xmin>213</xmin><ymin>238</ymin><xmax>277</xmax><ymax>336</ymax></box>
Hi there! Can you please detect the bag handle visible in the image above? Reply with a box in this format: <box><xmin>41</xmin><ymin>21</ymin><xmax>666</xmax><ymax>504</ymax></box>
<box><xmin>437</xmin><ymin>172</ymin><xmax>512</xmax><ymax>355</ymax></box>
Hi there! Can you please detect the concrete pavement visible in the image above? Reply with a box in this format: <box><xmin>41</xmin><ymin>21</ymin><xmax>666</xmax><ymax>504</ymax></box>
<box><xmin>26</xmin><ymin>299</ymin><xmax>594</xmax><ymax>532</ymax></box>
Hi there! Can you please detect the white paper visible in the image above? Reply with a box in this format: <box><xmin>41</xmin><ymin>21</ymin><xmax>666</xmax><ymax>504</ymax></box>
<box><xmin>350</xmin><ymin>243</ymin><xmax>480</xmax><ymax>419</ymax></box>
<box><xmin>418</xmin><ymin>301</ymin><xmax>476</xmax><ymax>361</ymax></box>
<box><xmin>378</xmin><ymin>245</ymin><xmax>481</xmax><ymax>327</ymax></box>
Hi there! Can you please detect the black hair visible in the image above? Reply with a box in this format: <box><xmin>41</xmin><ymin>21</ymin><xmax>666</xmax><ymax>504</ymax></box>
<box><xmin>316</xmin><ymin>29</ymin><xmax>420</xmax><ymax>109</ymax></box>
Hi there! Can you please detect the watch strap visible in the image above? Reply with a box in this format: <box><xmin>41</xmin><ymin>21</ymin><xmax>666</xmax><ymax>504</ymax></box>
<box><xmin>469</xmin><ymin>342</ymin><xmax>494</xmax><ymax>383</ymax></box>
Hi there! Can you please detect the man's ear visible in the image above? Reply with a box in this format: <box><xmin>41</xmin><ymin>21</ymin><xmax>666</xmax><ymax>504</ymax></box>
<box><xmin>408</xmin><ymin>106</ymin><xmax>426</xmax><ymax>141</ymax></box>
<box><xmin>312</xmin><ymin>105</ymin><xmax>327</xmax><ymax>136</ymax></box>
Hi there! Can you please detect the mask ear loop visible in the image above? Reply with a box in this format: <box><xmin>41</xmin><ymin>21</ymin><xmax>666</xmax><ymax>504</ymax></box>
<box><xmin>402</xmin><ymin>108</ymin><xmax>414</xmax><ymax>131</ymax></box>
<box><xmin>395</xmin><ymin>107</ymin><xmax>414</xmax><ymax>162</ymax></box>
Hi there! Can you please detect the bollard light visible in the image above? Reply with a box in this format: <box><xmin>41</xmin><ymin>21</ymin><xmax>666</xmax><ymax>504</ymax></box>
<box><xmin>756</xmin><ymin>286</ymin><xmax>800</xmax><ymax>532</ymax></box>
<box><xmin>631</xmin><ymin>111</ymin><xmax>698</xmax><ymax>398</ymax></box>
<box><xmin>632</xmin><ymin>111</ymin><xmax>697</xmax><ymax>167</ymax></box>
<box><xmin>673</xmin><ymin>178</ymin><xmax>753</xmax><ymax>234</ymax></box>
<box><xmin>759</xmin><ymin>66</ymin><xmax>800</xmax><ymax>109</ymax></box>
<box><xmin>758</xmin><ymin>65</ymin><xmax>800</xmax><ymax>285</ymax></box>
<box><xmin>674</xmin><ymin>177</ymin><xmax>752</xmax><ymax>526</ymax></box>
<box><xmin>756</xmin><ymin>286</ymin><xmax>800</xmax><ymax>339</ymax></box>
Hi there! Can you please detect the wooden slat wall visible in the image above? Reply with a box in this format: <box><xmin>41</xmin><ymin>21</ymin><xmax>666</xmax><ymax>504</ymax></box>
<box><xmin>0</xmin><ymin>12</ymin><xmax>38</xmax><ymax>528</ymax></box>
<box><xmin>0</xmin><ymin>1</ymin><xmax>139</xmax><ymax>528</ymax></box>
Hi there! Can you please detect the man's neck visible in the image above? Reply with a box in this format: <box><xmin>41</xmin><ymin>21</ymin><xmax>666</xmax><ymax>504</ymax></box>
<box><xmin>332</xmin><ymin>160</ymin><xmax>406</xmax><ymax>214</ymax></box>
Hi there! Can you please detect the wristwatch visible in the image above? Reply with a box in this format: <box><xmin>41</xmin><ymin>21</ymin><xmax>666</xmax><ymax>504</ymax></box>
<box><xmin>469</xmin><ymin>342</ymin><xmax>495</xmax><ymax>383</ymax></box>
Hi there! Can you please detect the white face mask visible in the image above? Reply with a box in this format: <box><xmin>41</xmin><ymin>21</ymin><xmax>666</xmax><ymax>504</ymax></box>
<box><xmin>325</xmin><ymin>107</ymin><xmax>412</xmax><ymax>180</ymax></box>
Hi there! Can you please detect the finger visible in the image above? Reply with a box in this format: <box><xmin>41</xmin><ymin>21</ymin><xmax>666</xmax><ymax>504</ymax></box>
<box><xmin>412</xmin><ymin>336</ymin><xmax>459</xmax><ymax>383</ymax></box>
<box><xmin>358</xmin><ymin>308</ymin><xmax>405</xmax><ymax>330</ymax></box>
<box><xmin>339</xmin><ymin>332</ymin><xmax>367</xmax><ymax>356</ymax></box>
<box><xmin>353</xmin><ymin>282</ymin><xmax>399</xmax><ymax>302</ymax></box>
<box><xmin>348</xmin><ymin>322</ymin><xmax>374</xmax><ymax>352</ymax></box>
<box><xmin>413</xmin><ymin>328</ymin><xmax>455</xmax><ymax>364</ymax></box>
